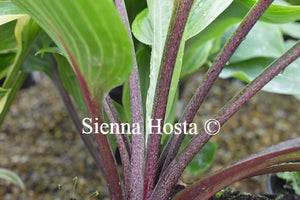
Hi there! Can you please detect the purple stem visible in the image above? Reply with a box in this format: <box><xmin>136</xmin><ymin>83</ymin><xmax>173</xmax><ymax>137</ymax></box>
<box><xmin>104</xmin><ymin>96</ymin><xmax>131</xmax><ymax>199</ymax></box>
<box><xmin>128</xmin><ymin>64</ymin><xmax>146</xmax><ymax>200</ymax></box>
<box><xmin>252</xmin><ymin>163</ymin><xmax>300</xmax><ymax>177</ymax></box>
<box><xmin>151</xmin><ymin>40</ymin><xmax>300</xmax><ymax>200</ymax></box>
<box><xmin>159</xmin><ymin>0</ymin><xmax>275</xmax><ymax>174</ymax></box>
<box><xmin>63</xmin><ymin>44</ymin><xmax>123</xmax><ymax>200</ymax></box>
<box><xmin>105</xmin><ymin>95</ymin><xmax>132</xmax><ymax>156</ymax></box>
<box><xmin>144</xmin><ymin>1</ymin><xmax>195</xmax><ymax>199</ymax></box>
<box><xmin>51</xmin><ymin>55</ymin><xmax>104</xmax><ymax>174</ymax></box>
<box><xmin>174</xmin><ymin>139</ymin><xmax>300</xmax><ymax>200</ymax></box>
<box><xmin>115</xmin><ymin>1</ymin><xmax>145</xmax><ymax>199</ymax></box>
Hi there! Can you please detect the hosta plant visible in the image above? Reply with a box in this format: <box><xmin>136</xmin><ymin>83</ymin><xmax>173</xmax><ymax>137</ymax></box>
<box><xmin>0</xmin><ymin>0</ymin><xmax>300</xmax><ymax>199</ymax></box>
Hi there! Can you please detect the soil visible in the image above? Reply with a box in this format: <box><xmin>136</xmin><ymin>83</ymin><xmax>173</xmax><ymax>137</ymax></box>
<box><xmin>0</xmin><ymin>72</ymin><xmax>299</xmax><ymax>200</ymax></box>
<box><xmin>211</xmin><ymin>190</ymin><xmax>300</xmax><ymax>200</ymax></box>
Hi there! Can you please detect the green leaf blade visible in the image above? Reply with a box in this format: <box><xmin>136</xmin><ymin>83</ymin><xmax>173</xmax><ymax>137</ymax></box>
<box><xmin>12</xmin><ymin>0</ymin><xmax>133</xmax><ymax>102</ymax></box>
<box><xmin>184</xmin><ymin>0</ymin><xmax>233</xmax><ymax>40</ymax></box>
<box><xmin>0</xmin><ymin>0</ymin><xmax>26</xmax><ymax>25</ymax></box>
<box><xmin>184</xmin><ymin>141</ymin><xmax>218</xmax><ymax>175</ymax></box>
<box><xmin>0</xmin><ymin>168</ymin><xmax>25</xmax><ymax>190</ymax></box>
<box><xmin>236</xmin><ymin>0</ymin><xmax>300</xmax><ymax>23</ymax></box>
<box><xmin>226</xmin><ymin>22</ymin><xmax>285</xmax><ymax>63</ymax></box>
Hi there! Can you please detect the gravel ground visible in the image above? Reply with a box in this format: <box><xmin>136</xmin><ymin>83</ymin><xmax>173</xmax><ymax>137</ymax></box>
<box><xmin>0</xmin><ymin>76</ymin><xmax>107</xmax><ymax>200</ymax></box>
<box><xmin>0</xmin><ymin>73</ymin><xmax>299</xmax><ymax>199</ymax></box>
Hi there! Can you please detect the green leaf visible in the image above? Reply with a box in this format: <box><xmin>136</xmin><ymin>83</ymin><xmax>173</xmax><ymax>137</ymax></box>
<box><xmin>22</xmin><ymin>53</ymin><xmax>52</xmax><ymax>78</ymax></box>
<box><xmin>236</xmin><ymin>0</ymin><xmax>300</xmax><ymax>23</ymax></box>
<box><xmin>0</xmin><ymin>21</ymin><xmax>17</xmax><ymax>79</ymax></box>
<box><xmin>24</xmin><ymin>44</ymin><xmax>87</xmax><ymax>114</ymax></box>
<box><xmin>0</xmin><ymin>17</ymin><xmax>39</xmax><ymax>124</ymax></box>
<box><xmin>184</xmin><ymin>141</ymin><xmax>218</xmax><ymax>175</ymax></box>
<box><xmin>181</xmin><ymin>40</ymin><xmax>213</xmax><ymax>77</ymax></box>
<box><xmin>165</xmin><ymin>87</ymin><xmax>178</xmax><ymax>124</ymax></box>
<box><xmin>132</xmin><ymin>9</ymin><xmax>152</xmax><ymax>45</ymax></box>
<box><xmin>55</xmin><ymin>54</ymin><xmax>87</xmax><ymax>114</ymax></box>
<box><xmin>21</xmin><ymin>41</ymin><xmax>55</xmax><ymax>78</ymax></box>
<box><xmin>0</xmin><ymin>88</ymin><xmax>9</xmax><ymax>113</ymax></box>
<box><xmin>3</xmin><ymin>16</ymin><xmax>40</xmax><ymax>88</ymax></box>
<box><xmin>185</xmin><ymin>3</ymin><xmax>244</xmax><ymax>50</ymax></box>
<box><xmin>189</xmin><ymin>0</ymin><xmax>300</xmax><ymax>52</ymax></box>
<box><xmin>133</xmin><ymin>0</ymin><xmax>232</xmax><ymax>135</ymax></box>
<box><xmin>0</xmin><ymin>53</ymin><xmax>15</xmax><ymax>79</ymax></box>
<box><xmin>0</xmin><ymin>168</ymin><xmax>25</xmax><ymax>190</ymax></box>
<box><xmin>35</xmin><ymin>47</ymin><xmax>64</xmax><ymax>57</ymax></box>
<box><xmin>279</xmin><ymin>22</ymin><xmax>300</xmax><ymax>39</ymax></box>
<box><xmin>0</xmin><ymin>0</ymin><xmax>26</xmax><ymax>25</ymax></box>
<box><xmin>220</xmin><ymin>56</ymin><xmax>300</xmax><ymax>95</ymax></box>
<box><xmin>220</xmin><ymin>40</ymin><xmax>300</xmax><ymax>95</ymax></box>
<box><xmin>12</xmin><ymin>0</ymin><xmax>133</xmax><ymax>103</ymax></box>
<box><xmin>277</xmin><ymin>171</ymin><xmax>300</xmax><ymax>195</ymax></box>
<box><xmin>184</xmin><ymin>0</ymin><xmax>233</xmax><ymax>40</ymax></box>
<box><xmin>286</xmin><ymin>0</ymin><xmax>300</xmax><ymax>5</ymax></box>
<box><xmin>132</xmin><ymin>0</ymin><xmax>233</xmax><ymax>45</ymax></box>
<box><xmin>0</xmin><ymin>20</ymin><xmax>17</xmax><ymax>53</ymax></box>
<box><xmin>143</xmin><ymin>0</ymin><xmax>172</xmax><ymax>133</ymax></box>
<box><xmin>124</xmin><ymin>0</ymin><xmax>147</xmax><ymax>23</ymax></box>
<box><xmin>225</xmin><ymin>21</ymin><xmax>285</xmax><ymax>63</ymax></box>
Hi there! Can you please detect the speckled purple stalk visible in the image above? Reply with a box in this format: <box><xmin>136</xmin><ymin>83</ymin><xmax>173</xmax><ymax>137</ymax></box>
<box><xmin>115</xmin><ymin>1</ymin><xmax>145</xmax><ymax>199</ymax></box>
<box><xmin>159</xmin><ymin>0</ymin><xmax>276</xmax><ymax>176</ymax></box>
<box><xmin>143</xmin><ymin>1</ymin><xmax>195</xmax><ymax>199</ymax></box>
<box><xmin>174</xmin><ymin>138</ymin><xmax>300</xmax><ymax>199</ymax></box>
<box><xmin>151</xmin><ymin>39</ymin><xmax>300</xmax><ymax>200</ymax></box>
<box><xmin>252</xmin><ymin>163</ymin><xmax>300</xmax><ymax>177</ymax></box>
<box><xmin>105</xmin><ymin>95</ymin><xmax>132</xmax><ymax>156</ymax></box>
<box><xmin>104</xmin><ymin>96</ymin><xmax>131</xmax><ymax>199</ymax></box>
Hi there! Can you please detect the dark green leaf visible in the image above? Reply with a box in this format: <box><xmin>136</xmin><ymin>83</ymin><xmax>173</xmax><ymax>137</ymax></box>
<box><xmin>0</xmin><ymin>53</ymin><xmax>15</xmax><ymax>79</ymax></box>
<box><xmin>184</xmin><ymin>141</ymin><xmax>218</xmax><ymax>175</ymax></box>
<box><xmin>124</xmin><ymin>0</ymin><xmax>147</xmax><ymax>25</ymax></box>
<box><xmin>22</xmin><ymin>53</ymin><xmax>52</xmax><ymax>78</ymax></box>
<box><xmin>0</xmin><ymin>20</ymin><xmax>17</xmax><ymax>53</ymax></box>
<box><xmin>55</xmin><ymin>55</ymin><xmax>87</xmax><ymax>114</ymax></box>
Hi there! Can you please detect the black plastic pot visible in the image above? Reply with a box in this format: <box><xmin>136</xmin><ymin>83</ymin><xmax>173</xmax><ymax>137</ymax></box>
<box><xmin>267</xmin><ymin>173</ymin><xmax>288</xmax><ymax>194</ymax></box>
